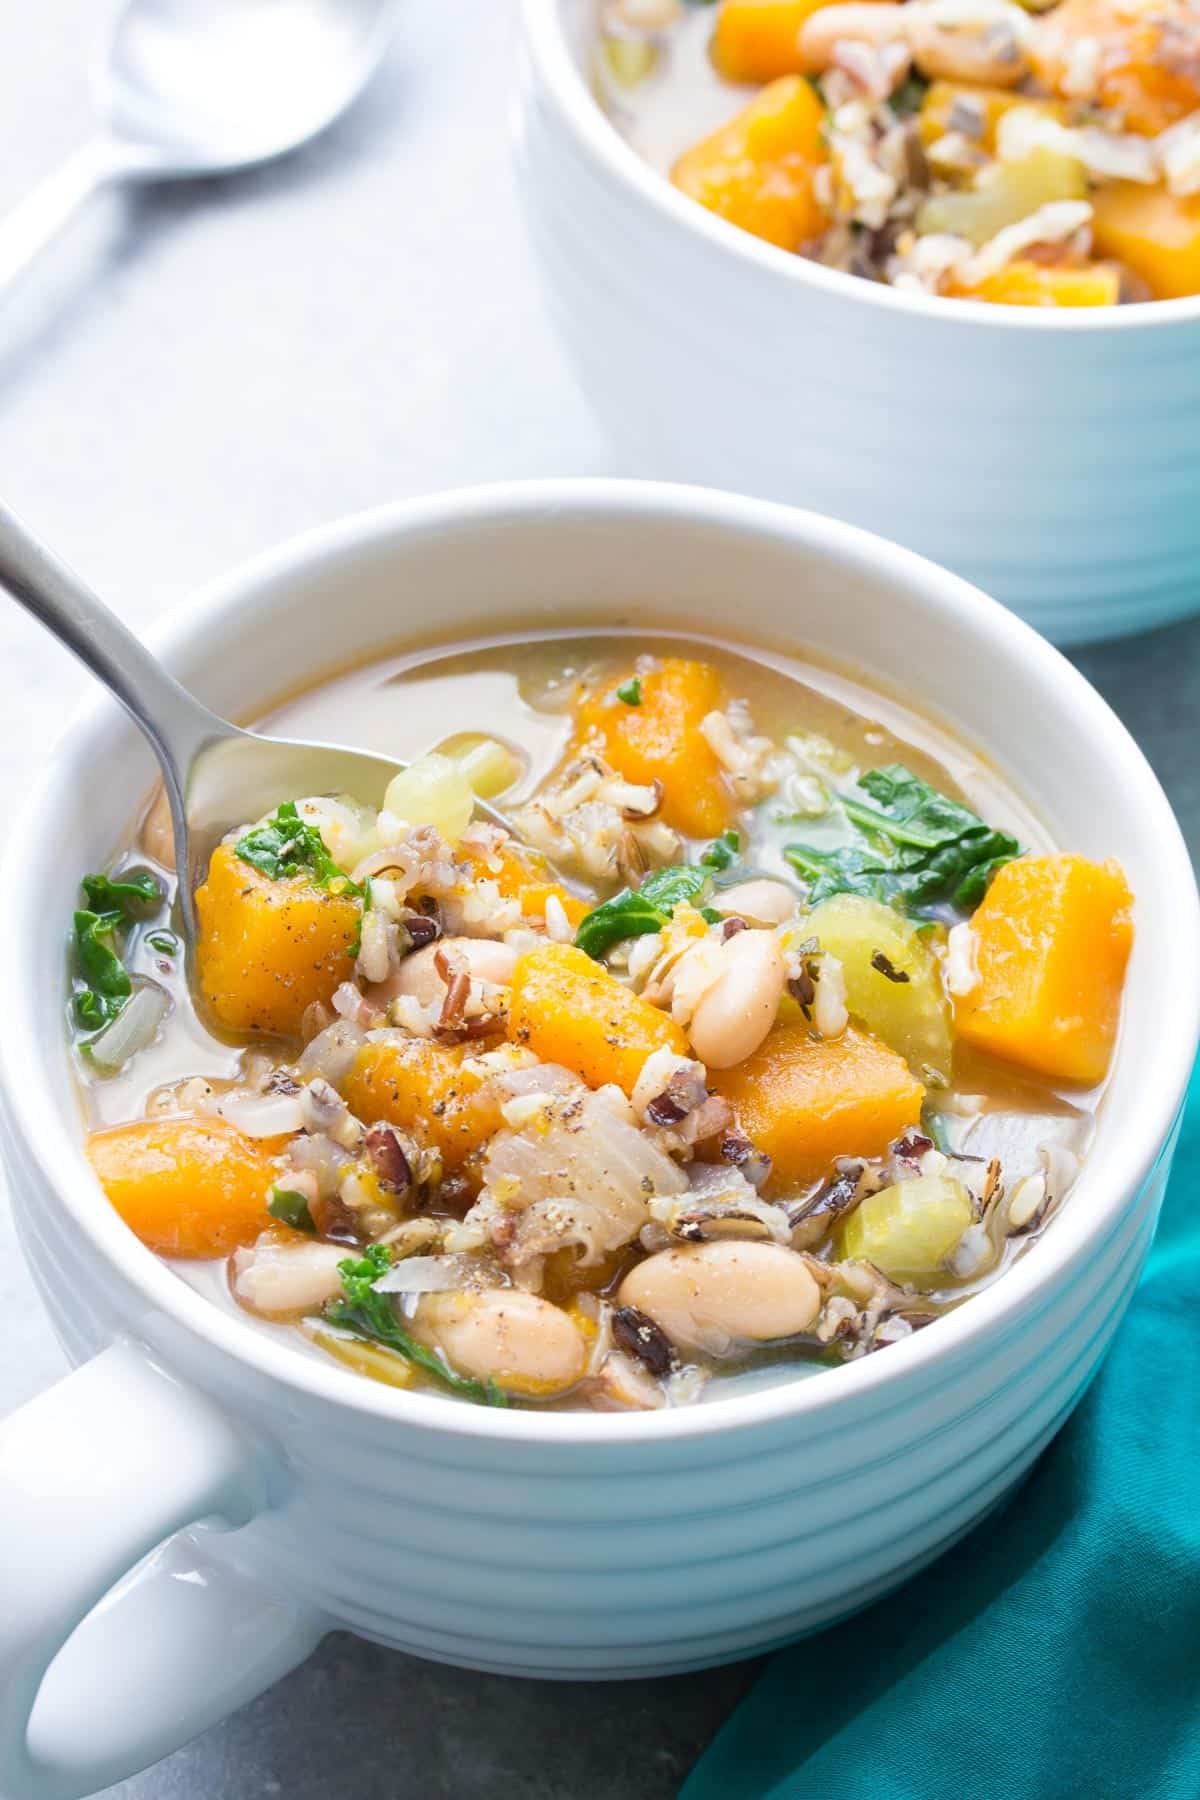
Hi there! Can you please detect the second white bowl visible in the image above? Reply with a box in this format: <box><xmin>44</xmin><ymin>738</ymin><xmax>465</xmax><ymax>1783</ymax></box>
<box><xmin>515</xmin><ymin>0</ymin><xmax>1200</xmax><ymax>646</ymax></box>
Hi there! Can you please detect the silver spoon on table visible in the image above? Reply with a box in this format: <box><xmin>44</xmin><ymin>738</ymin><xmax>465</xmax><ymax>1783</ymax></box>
<box><xmin>0</xmin><ymin>499</ymin><xmax>507</xmax><ymax>945</ymax></box>
<box><xmin>0</xmin><ymin>0</ymin><xmax>398</xmax><ymax>292</ymax></box>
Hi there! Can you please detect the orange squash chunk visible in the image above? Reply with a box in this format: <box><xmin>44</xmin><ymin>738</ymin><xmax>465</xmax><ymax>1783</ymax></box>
<box><xmin>955</xmin><ymin>855</ymin><xmax>1133</xmax><ymax>1084</ymax></box>
<box><xmin>1033</xmin><ymin>0</ymin><xmax>1200</xmax><ymax>135</ymax></box>
<box><xmin>1092</xmin><ymin>183</ymin><xmax>1200</xmax><ymax>299</ymax></box>
<box><xmin>342</xmin><ymin>1037</ymin><xmax>504</xmax><ymax>1171</ymax></box>
<box><xmin>918</xmin><ymin>84</ymin><xmax>1068</xmax><ymax>152</ymax></box>
<box><xmin>713</xmin><ymin>0</ymin><xmax>861</xmax><ymax>82</ymax></box>
<box><xmin>710</xmin><ymin>1022</ymin><xmax>924</xmax><ymax>1186</ymax></box>
<box><xmin>88</xmin><ymin>1116</ymin><xmax>278</xmax><ymax>1258</ymax></box>
<box><xmin>949</xmin><ymin>260</ymin><xmax>1123</xmax><ymax>308</ymax></box>
<box><xmin>507</xmin><ymin>943</ymin><xmax>688</xmax><ymax>1096</ymax></box>
<box><xmin>459</xmin><ymin>839</ymin><xmax>589</xmax><ymax>928</ymax></box>
<box><xmin>572</xmin><ymin>656</ymin><xmax>734</xmax><ymax>839</ymax></box>
<box><xmin>195</xmin><ymin>842</ymin><xmax>361</xmax><ymax>1038</ymax></box>
<box><xmin>671</xmin><ymin>76</ymin><xmax>829</xmax><ymax>254</ymax></box>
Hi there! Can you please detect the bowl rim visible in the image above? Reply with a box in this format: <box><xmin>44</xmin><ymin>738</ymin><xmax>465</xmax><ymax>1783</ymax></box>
<box><xmin>518</xmin><ymin>0</ymin><xmax>1200</xmax><ymax>334</ymax></box>
<box><xmin>6</xmin><ymin>478</ymin><xmax>1197</xmax><ymax>1446</ymax></box>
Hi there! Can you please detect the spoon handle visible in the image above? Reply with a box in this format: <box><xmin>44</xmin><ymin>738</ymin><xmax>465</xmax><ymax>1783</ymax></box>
<box><xmin>0</xmin><ymin>142</ymin><xmax>121</xmax><ymax>295</ymax></box>
<box><xmin>0</xmin><ymin>497</ymin><xmax>229</xmax><ymax>824</ymax></box>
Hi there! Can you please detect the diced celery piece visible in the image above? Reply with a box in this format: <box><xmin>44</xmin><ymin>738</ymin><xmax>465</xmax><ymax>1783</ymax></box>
<box><xmin>917</xmin><ymin>149</ymin><xmax>1087</xmax><ymax>247</ymax></box>
<box><xmin>597</xmin><ymin>34</ymin><xmax>659</xmax><ymax>88</ymax></box>
<box><xmin>436</xmin><ymin>732</ymin><xmax>524</xmax><ymax>801</ymax></box>
<box><xmin>383</xmin><ymin>753</ymin><xmax>475</xmax><ymax>843</ymax></box>
<box><xmin>836</xmin><ymin>1175</ymin><xmax>974</xmax><ymax>1287</ymax></box>
<box><xmin>803</xmin><ymin>893</ymin><xmax>953</xmax><ymax>1082</ymax></box>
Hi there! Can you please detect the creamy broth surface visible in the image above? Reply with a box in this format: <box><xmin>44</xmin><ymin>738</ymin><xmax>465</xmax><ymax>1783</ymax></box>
<box><xmin>594</xmin><ymin>3</ymin><xmax>743</xmax><ymax>173</ymax></box>
<box><xmin>262</xmin><ymin>632</ymin><xmax>1045</xmax><ymax>845</ymax></box>
<box><xmin>100</xmin><ymin>630</ymin><xmax>1047</xmax><ymax>1127</ymax></box>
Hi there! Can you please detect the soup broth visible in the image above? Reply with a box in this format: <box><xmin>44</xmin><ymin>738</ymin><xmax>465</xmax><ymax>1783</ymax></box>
<box><xmin>72</xmin><ymin>632</ymin><xmax>1132</xmax><ymax>1411</ymax></box>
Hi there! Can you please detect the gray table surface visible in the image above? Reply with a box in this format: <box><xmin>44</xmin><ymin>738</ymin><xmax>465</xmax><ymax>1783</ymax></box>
<box><xmin>1</xmin><ymin>3</ymin><xmax>1196</xmax><ymax>1795</ymax></box>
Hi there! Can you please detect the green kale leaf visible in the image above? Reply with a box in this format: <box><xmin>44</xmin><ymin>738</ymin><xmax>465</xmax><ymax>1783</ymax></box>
<box><xmin>81</xmin><ymin>869</ymin><xmax>163</xmax><ymax>918</ymax></box>
<box><xmin>235</xmin><ymin>801</ymin><xmax>357</xmax><ymax>891</ymax></box>
<box><xmin>700</xmin><ymin>829</ymin><xmax>740</xmax><ymax>871</ymax></box>
<box><xmin>72</xmin><ymin>909</ymin><xmax>132</xmax><ymax>1028</ymax></box>
<box><xmin>574</xmin><ymin>863</ymin><xmax>710</xmax><ymax>960</ymax></box>
<box><xmin>784</xmin><ymin>764</ymin><xmax>1019</xmax><ymax>916</ymax></box>
<box><xmin>323</xmin><ymin>1245</ymin><xmax>508</xmax><ymax>1407</ymax></box>
<box><xmin>267</xmin><ymin>1187</ymin><xmax>316</xmax><ymax>1233</ymax></box>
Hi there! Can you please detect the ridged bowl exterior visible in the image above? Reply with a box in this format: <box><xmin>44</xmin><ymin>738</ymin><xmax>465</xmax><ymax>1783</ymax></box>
<box><xmin>3</xmin><ymin>1132</ymin><xmax>1174</xmax><ymax>1675</ymax></box>
<box><xmin>3</xmin><ymin>482</ymin><xmax>1195</xmax><ymax>1683</ymax></box>
<box><xmin>514</xmin><ymin>3</ymin><xmax>1200</xmax><ymax>647</ymax></box>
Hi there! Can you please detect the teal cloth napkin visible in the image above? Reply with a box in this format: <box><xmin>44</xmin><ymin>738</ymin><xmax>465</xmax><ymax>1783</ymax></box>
<box><xmin>683</xmin><ymin>1064</ymin><xmax>1200</xmax><ymax>1800</ymax></box>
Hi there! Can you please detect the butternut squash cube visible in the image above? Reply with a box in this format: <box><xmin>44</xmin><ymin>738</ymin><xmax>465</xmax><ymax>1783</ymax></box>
<box><xmin>342</xmin><ymin>1037</ymin><xmax>504</xmax><ymax>1171</ymax></box>
<box><xmin>507</xmin><ymin>942</ymin><xmax>687</xmax><ymax>1095</ymax></box>
<box><xmin>1092</xmin><ymin>183</ymin><xmax>1200</xmax><ymax>299</ymax></box>
<box><xmin>954</xmin><ymin>854</ymin><xmax>1133</xmax><ymax>1084</ymax></box>
<box><xmin>713</xmin><ymin>0</ymin><xmax>853</xmax><ymax>83</ymax></box>
<box><xmin>950</xmin><ymin>260</ymin><xmax>1122</xmax><ymax>307</ymax></box>
<box><xmin>709</xmin><ymin>1021</ymin><xmax>924</xmax><ymax>1186</ymax></box>
<box><xmin>459</xmin><ymin>838</ymin><xmax>588</xmax><ymax>928</ymax></box>
<box><xmin>88</xmin><ymin>1116</ymin><xmax>278</xmax><ymax>1259</ymax></box>
<box><xmin>195</xmin><ymin>842</ymin><xmax>360</xmax><ymax>1038</ymax></box>
<box><xmin>671</xmin><ymin>76</ymin><xmax>829</xmax><ymax>254</ymax></box>
<box><xmin>572</xmin><ymin>655</ymin><xmax>734</xmax><ymax>838</ymax></box>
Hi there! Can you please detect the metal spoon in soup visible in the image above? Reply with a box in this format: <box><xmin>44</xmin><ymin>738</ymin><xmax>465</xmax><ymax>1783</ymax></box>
<box><xmin>0</xmin><ymin>499</ymin><xmax>510</xmax><ymax>953</ymax></box>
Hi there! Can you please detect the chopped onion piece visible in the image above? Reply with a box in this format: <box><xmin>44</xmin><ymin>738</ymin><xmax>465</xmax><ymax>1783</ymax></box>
<box><xmin>297</xmin><ymin>1019</ymin><xmax>366</xmax><ymax>1086</ymax></box>
<box><xmin>233</xmin><ymin>1236</ymin><xmax>347</xmax><ymax>1318</ymax></box>
<box><xmin>88</xmin><ymin>983</ymin><xmax>169</xmax><ymax>1070</ymax></box>
<box><xmin>216</xmin><ymin>1089</ymin><xmax>306</xmax><ymax>1138</ymax></box>
<box><xmin>374</xmin><ymin>1254</ymin><xmax>491</xmax><ymax>1295</ymax></box>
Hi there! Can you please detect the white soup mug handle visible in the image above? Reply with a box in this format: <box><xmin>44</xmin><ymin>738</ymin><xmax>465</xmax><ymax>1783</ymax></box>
<box><xmin>0</xmin><ymin>1341</ymin><xmax>325</xmax><ymax>1800</ymax></box>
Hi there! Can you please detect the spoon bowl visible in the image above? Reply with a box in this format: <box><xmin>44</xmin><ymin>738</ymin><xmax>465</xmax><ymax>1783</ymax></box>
<box><xmin>104</xmin><ymin>0</ymin><xmax>399</xmax><ymax>176</ymax></box>
<box><xmin>0</xmin><ymin>498</ymin><xmax>506</xmax><ymax>947</ymax></box>
<box><xmin>181</xmin><ymin>731</ymin><xmax>482</xmax><ymax>936</ymax></box>
<box><xmin>0</xmin><ymin>0</ymin><xmax>400</xmax><ymax>291</ymax></box>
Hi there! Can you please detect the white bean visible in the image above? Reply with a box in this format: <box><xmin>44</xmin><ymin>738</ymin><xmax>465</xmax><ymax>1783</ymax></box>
<box><xmin>370</xmin><ymin>936</ymin><xmax>517</xmax><ymax>1011</ymax></box>
<box><xmin>415</xmin><ymin>1289</ymin><xmax>589</xmax><ymax>1397</ymax></box>
<box><xmin>619</xmin><ymin>1243</ymin><xmax>820</xmax><ymax>1356</ymax></box>
<box><xmin>687</xmin><ymin>928</ymin><xmax>786</xmax><ymax>1070</ymax></box>
<box><xmin>799</xmin><ymin>0</ymin><xmax>1030</xmax><ymax>85</ymax></box>
<box><xmin>231</xmin><ymin>1235</ymin><xmax>348</xmax><ymax>1320</ymax></box>
<box><xmin>906</xmin><ymin>0</ymin><xmax>1031</xmax><ymax>86</ymax></box>
<box><xmin>710</xmin><ymin>880</ymin><xmax>797</xmax><ymax>928</ymax></box>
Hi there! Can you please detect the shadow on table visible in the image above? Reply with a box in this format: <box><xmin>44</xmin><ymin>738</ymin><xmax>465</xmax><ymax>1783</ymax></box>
<box><xmin>109</xmin><ymin>1639</ymin><xmax>762</xmax><ymax>1800</ymax></box>
<box><xmin>1070</xmin><ymin>608</ymin><xmax>1200</xmax><ymax>863</ymax></box>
